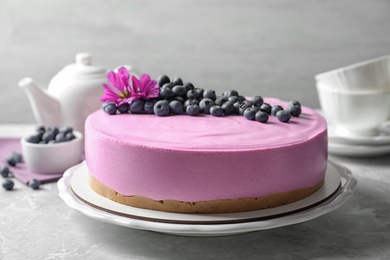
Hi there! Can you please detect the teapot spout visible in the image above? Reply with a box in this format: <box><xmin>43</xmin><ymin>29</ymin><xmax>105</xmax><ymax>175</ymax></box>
<box><xmin>19</xmin><ymin>77</ymin><xmax>61</xmax><ymax>127</ymax></box>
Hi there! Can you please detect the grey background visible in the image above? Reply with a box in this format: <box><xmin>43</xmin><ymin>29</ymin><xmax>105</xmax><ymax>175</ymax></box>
<box><xmin>1</xmin><ymin>0</ymin><xmax>390</xmax><ymax>124</ymax></box>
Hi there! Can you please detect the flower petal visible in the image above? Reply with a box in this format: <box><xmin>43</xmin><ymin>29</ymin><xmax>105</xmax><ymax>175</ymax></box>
<box><xmin>101</xmin><ymin>83</ymin><xmax>120</xmax><ymax>103</ymax></box>
<box><xmin>145</xmin><ymin>80</ymin><xmax>159</xmax><ymax>97</ymax></box>
<box><xmin>130</xmin><ymin>75</ymin><xmax>140</xmax><ymax>93</ymax></box>
<box><xmin>117</xmin><ymin>66</ymin><xmax>130</xmax><ymax>87</ymax></box>
<box><xmin>139</xmin><ymin>74</ymin><xmax>151</xmax><ymax>85</ymax></box>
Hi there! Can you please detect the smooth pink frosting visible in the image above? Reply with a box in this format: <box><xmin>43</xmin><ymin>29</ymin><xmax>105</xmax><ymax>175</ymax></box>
<box><xmin>85</xmin><ymin>98</ymin><xmax>328</xmax><ymax>201</ymax></box>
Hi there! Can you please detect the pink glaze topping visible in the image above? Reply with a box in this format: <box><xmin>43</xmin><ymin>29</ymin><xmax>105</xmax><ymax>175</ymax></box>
<box><xmin>85</xmin><ymin>98</ymin><xmax>328</xmax><ymax>202</ymax></box>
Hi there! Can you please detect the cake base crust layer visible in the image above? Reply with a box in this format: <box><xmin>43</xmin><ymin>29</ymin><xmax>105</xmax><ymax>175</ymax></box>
<box><xmin>89</xmin><ymin>174</ymin><xmax>324</xmax><ymax>214</ymax></box>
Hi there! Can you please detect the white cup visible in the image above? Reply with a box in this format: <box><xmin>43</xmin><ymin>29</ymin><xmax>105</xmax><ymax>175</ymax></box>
<box><xmin>316</xmin><ymin>83</ymin><xmax>390</xmax><ymax>136</ymax></box>
<box><xmin>21</xmin><ymin>131</ymin><xmax>83</xmax><ymax>174</ymax></box>
<box><xmin>315</xmin><ymin>55</ymin><xmax>390</xmax><ymax>92</ymax></box>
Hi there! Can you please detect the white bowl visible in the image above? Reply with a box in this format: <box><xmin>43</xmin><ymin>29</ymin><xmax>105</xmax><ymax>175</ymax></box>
<box><xmin>315</xmin><ymin>55</ymin><xmax>390</xmax><ymax>91</ymax></box>
<box><xmin>21</xmin><ymin>131</ymin><xmax>83</xmax><ymax>174</ymax></box>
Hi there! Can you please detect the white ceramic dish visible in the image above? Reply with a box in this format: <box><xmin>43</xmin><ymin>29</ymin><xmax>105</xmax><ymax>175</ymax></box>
<box><xmin>328</xmin><ymin>142</ymin><xmax>390</xmax><ymax>157</ymax></box>
<box><xmin>58</xmin><ymin>161</ymin><xmax>356</xmax><ymax>236</ymax></box>
<box><xmin>316</xmin><ymin>109</ymin><xmax>390</xmax><ymax>146</ymax></box>
<box><xmin>21</xmin><ymin>131</ymin><xmax>83</xmax><ymax>174</ymax></box>
<box><xmin>328</xmin><ymin>125</ymin><xmax>390</xmax><ymax>146</ymax></box>
<box><xmin>315</xmin><ymin>55</ymin><xmax>390</xmax><ymax>91</ymax></box>
<box><xmin>316</xmin><ymin>84</ymin><xmax>390</xmax><ymax>137</ymax></box>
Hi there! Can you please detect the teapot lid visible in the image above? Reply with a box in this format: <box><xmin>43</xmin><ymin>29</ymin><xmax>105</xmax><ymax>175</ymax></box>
<box><xmin>59</xmin><ymin>53</ymin><xmax>106</xmax><ymax>78</ymax></box>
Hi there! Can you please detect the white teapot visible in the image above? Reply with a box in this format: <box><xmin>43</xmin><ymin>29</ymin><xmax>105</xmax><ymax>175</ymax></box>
<box><xmin>19</xmin><ymin>53</ymin><xmax>135</xmax><ymax>134</ymax></box>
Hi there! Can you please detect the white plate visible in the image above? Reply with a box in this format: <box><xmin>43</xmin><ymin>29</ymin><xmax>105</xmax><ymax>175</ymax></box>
<box><xmin>58</xmin><ymin>161</ymin><xmax>356</xmax><ymax>236</ymax></box>
<box><xmin>329</xmin><ymin>142</ymin><xmax>390</xmax><ymax>157</ymax></box>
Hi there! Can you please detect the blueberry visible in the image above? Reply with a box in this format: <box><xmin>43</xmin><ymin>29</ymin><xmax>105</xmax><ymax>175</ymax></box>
<box><xmin>183</xmin><ymin>82</ymin><xmax>195</xmax><ymax>92</ymax></box>
<box><xmin>26</xmin><ymin>134</ymin><xmax>41</xmax><ymax>144</ymax></box>
<box><xmin>255</xmin><ymin>111</ymin><xmax>269</xmax><ymax>123</ymax></box>
<box><xmin>223</xmin><ymin>90</ymin><xmax>239</xmax><ymax>98</ymax></box>
<box><xmin>7</xmin><ymin>153</ymin><xmax>21</xmax><ymax>166</ymax></box>
<box><xmin>28</xmin><ymin>179</ymin><xmax>41</xmax><ymax>190</ymax></box>
<box><xmin>173</xmin><ymin>96</ymin><xmax>185</xmax><ymax>104</ymax></box>
<box><xmin>210</xmin><ymin>105</ymin><xmax>223</xmax><ymax>117</ymax></box>
<box><xmin>6</xmin><ymin>156</ymin><xmax>17</xmax><ymax>167</ymax></box>
<box><xmin>2</xmin><ymin>179</ymin><xmax>14</xmax><ymax>190</ymax></box>
<box><xmin>42</xmin><ymin>131</ymin><xmax>56</xmax><ymax>142</ymax></box>
<box><xmin>153</xmin><ymin>100</ymin><xmax>170</xmax><ymax>116</ymax></box>
<box><xmin>103</xmin><ymin>102</ymin><xmax>117</xmax><ymax>115</ymax></box>
<box><xmin>172</xmin><ymin>85</ymin><xmax>186</xmax><ymax>98</ymax></box>
<box><xmin>276</xmin><ymin>110</ymin><xmax>291</xmax><ymax>123</ymax></box>
<box><xmin>184</xmin><ymin>99</ymin><xmax>199</xmax><ymax>109</ymax></box>
<box><xmin>228</xmin><ymin>96</ymin><xmax>240</xmax><ymax>103</ymax></box>
<box><xmin>242</xmin><ymin>100</ymin><xmax>253</xmax><ymax>106</ymax></box>
<box><xmin>239</xmin><ymin>103</ymin><xmax>251</xmax><ymax>115</ymax></box>
<box><xmin>169</xmin><ymin>100</ymin><xmax>184</xmax><ymax>114</ymax></box>
<box><xmin>48</xmin><ymin>127</ymin><xmax>59</xmax><ymax>135</ymax></box>
<box><xmin>260</xmin><ymin>103</ymin><xmax>272</xmax><ymax>115</ymax></box>
<box><xmin>39</xmin><ymin>140</ymin><xmax>48</xmax><ymax>144</ymax></box>
<box><xmin>0</xmin><ymin>166</ymin><xmax>10</xmax><ymax>178</ymax></box>
<box><xmin>233</xmin><ymin>101</ymin><xmax>241</xmax><ymax>114</ymax></box>
<box><xmin>215</xmin><ymin>96</ymin><xmax>228</xmax><ymax>106</ymax></box>
<box><xmin>172</xmin><ymin>77</ymin><xmax>183</xmax><ymax>86</ymax></box>
<box><xmin>159</xmin><ymin>88</ymin><xmax>174</xmax><ymax>100</ymax></box>
<box><xmin>221</xmin><ymin>101</ymin><xmax>235</xmax><ymax>115</ymax></box>
<box><xmin>289</xmin><ymin>100</ymin><xmax>301</xmax><ymax>108</ymax></box>
<box><xmin>199</xmin><ymin>98</ymin><xmax>215</xmax><ymax>114</ymax></box>
<box><xmin>36</xmin><ymin>125</ymin><xmax>46</xmax><ymax>134</ymax></box>
<box><xmin>157</xmin><ymin>75</ymin><xmax>170</xmax><ymax>87</ymax></box>
<box><xmin>187</xmin><ymin>89</ymin><xmax>200</xmax><ymax>99</ymax></box>
<box><xmin>11</xmin><ymin>152</ymin><xmax>22</xmax><ymax>163</ymax></box>
<box><xmin>161</xmin><ymin>83</ymin><xmax>173</xmax><ymax>90</ymax></box>
<box><xmin>203</xmin><ymin>90</ymin><xmax>217</xmax><ymax>100</ymax></box>
<box><xmin>65</xmin><ymin>132</ymin><xmax>76</xmax><ymax>141</ymax></box>
<box><xmin>48</xmin><ymin>140</ymin><xmax>56</xmax><ymax>144</ymax></box>
<box><xmin>55</xmin><ymin>132</ymin><xmax>67</xmax><ymax>143</ymax></box>
<box><xmin>60</xmin><ymin>127</ymin><xmax>73</xmax><ymax>134</ymax></box>
<box><xmin>271</xmin><ymin>105</ymin><xmax>284</xmax><ymax>116</ymax></box>
<box><xmin>186</xmin><ymin>104</ymin><xmax>201</xmax><ymax>116</ymax></box>
<box><xmin>288</xmin><ymin>104</ymin><xmax>302</xmax><ymax>117</ymax></box>
<box><xmin>238</xmin><ymin>95</ymin><xmax>247</xmax><ymax>102</ymax></box>
<box><xmin>252</xmin><ymin>96</ymin><xmax>264</xmax><ymax>107</ymax></box>
<box><xmin>117</xmin><ymin>103</ymin><xmax>130</xmax><ymax>114</ymax></box>
<box><xmin>194</xmin><ymin>88</ymin><xmax>204</xmax><ymax>99</ymax></box>
<box><xmin>129</xmin><ymin>99</ymin><xmax>144</xmax><ymax>114</ymax></box>
<box><xmin>243</xmin><ymin>107</ymin><xmax>257</xmax><ymax>120</ymax></box>
<box><xmin>143</xmin><ymin>99</ymin><xmax>158</xmax><ymax>114</ymax></box>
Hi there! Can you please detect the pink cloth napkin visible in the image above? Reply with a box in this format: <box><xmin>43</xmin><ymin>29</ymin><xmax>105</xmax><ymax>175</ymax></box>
<box><xmin>0</xmin><ymin>138</ymin><xmax>64</xmax><ymax>184</ymax></box>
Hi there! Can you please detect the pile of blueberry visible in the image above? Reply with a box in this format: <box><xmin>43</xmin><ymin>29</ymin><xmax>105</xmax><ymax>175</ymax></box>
<box><xmin>25</xmin><ymin>126</ymin><xmax>76</xmax><ymax>144</ymax></box>
<box><xmin>1</xmin><ymin>152</ymin><xmax>40</xmax><ymax>191</ymax></box>
<box><xmin>102</xmin><ymin>75</ymin><xmax>302</xmax><ymax>123</ymax></box>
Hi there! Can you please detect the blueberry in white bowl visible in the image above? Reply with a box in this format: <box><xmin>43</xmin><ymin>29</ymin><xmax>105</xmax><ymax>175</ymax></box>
<box><xmin>21</xmin><ymin>126</ymin><xmax>83</xmax><ymax>174</ymax></box>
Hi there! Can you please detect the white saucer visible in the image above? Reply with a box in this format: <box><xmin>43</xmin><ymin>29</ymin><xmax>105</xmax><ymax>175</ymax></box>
<box><xmin>58</xmin><ymin>161</ymin><xmax>356</xmax><ymax>236</ymax></box>
<box><xmin>316</xmin><ymin>109</ymin><xmax>390</xmax><ymax>146</ymax></box>
<box><xmin>328</xmin><ymin>125</ymin><xmax>390</xmax><ymax>146</ymax></box>
<box><xmin>329</xmin><ymin>142</ymin><xmax>390</xmax><ymax>157</ymax></box>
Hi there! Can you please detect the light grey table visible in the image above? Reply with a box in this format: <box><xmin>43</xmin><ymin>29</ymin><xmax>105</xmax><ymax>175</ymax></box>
<box><xmin>0</xmin><ymin>125</ymin><xmax>389</xmax><ymax>260</ymax></box>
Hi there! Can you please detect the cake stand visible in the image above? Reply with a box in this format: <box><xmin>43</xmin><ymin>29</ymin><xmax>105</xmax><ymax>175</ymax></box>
<box><xmin>58</xmin><ymin>161</ymin><xmax>356</xmax><ymax>236</ymax></box>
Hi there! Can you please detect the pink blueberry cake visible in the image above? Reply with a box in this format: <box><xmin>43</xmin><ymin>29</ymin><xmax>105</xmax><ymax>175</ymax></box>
<box><xmin>85</xmin><ymin>97</ymin><xmax>328</xmax><ymax>214</ymax></box>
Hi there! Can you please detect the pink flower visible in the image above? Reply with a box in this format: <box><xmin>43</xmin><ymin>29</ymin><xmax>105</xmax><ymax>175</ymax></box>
<box><xmin>101</xmin><ymin>67</ymin><xmax>159</xmax><ymax>105</ymax></box>
<box><xmin>101</xmin><ymin>67</ymin><xmax>132</xmax><ymax>105</ymax></box>
<box><xmin>129</xmin><ymin>74</ymin><xmax>160</xmax><ymax>100</ymax></box>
